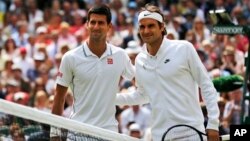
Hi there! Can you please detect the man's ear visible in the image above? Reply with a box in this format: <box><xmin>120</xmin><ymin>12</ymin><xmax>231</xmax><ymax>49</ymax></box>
<box><xmin>161</xmin><ymin>23</ymin><xmax>165</xmax><ymax>31</ymax></box>
<box><xmin>86</xmin><ymin>21</ymin><xmax>89</xmax><ymax>29</ymax></box>
<box><xmin>108</xmin><ymin>23</ymin><xmax>113</xmax><ymax>29</ymax></box>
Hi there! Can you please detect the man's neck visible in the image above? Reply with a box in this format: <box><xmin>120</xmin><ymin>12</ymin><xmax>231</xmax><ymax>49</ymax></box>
<box><xmin>147</xmin><ymin>38</ymin><xmax>163</xmax><ymax>56</ymax></box>
<box><xmin>87</xmin><ymin>39</ymin><xmax>106</xmax><ymax>58</ymax></box>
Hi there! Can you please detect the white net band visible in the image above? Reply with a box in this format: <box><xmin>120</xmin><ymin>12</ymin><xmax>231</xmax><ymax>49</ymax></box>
<box><xmin>0</xmin><ymin>99</ymin><xmax>140</xmax><ymax>141</ymax></box>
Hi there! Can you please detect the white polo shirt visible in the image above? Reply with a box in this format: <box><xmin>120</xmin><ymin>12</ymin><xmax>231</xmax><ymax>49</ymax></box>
<box><xmin>57</xmin><ymin>42</ymin><xmax>134</xmax><ymax>131</ymax></box>
<box><xmin>116</xmin><ymin>38</ymin><xmax>219</xmax><ymax>140</ymax></box>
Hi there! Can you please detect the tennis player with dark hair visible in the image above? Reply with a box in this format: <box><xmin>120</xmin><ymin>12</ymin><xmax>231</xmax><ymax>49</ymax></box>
<box><xmin>52</xmin><ymin>4</ymin><xmax>134</xmax><ymax>133</ymax></box>
<box><xmin>116</xmin><ymin>4</ymin><xmax>220</xmax><ymax>141</ymax></box>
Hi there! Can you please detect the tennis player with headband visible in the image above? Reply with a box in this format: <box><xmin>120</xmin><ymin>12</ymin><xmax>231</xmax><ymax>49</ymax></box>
<box><xmin>116</xmin><ymin>4</ymin><xmax>220</xmax><ymax>141</ymax></box>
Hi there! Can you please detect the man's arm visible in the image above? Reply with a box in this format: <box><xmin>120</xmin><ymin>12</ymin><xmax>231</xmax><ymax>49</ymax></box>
<box><xmin>50</xmin><ymin>84</ymin><xmax>68</xmax><ymax>140</ymax></box>
<box><xmin>186</xmin><ymin>41</ymin><xmax>220</xmax><ymax>130</ymax></box>
<box><xmin>52</xmin><ymin>84</ymin><xmax>68</xmax><ymax>116</ymax></box>
<box><xmin>116</xmin><ymin>90</ymin><xmax>149</xmax><ymax>106</ymax></box>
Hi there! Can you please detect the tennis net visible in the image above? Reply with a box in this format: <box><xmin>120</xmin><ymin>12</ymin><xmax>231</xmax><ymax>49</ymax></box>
<box><xmin>0</xmin><ymin>99</ymin><xmax>141</xmax><ymax>141</ymax></box>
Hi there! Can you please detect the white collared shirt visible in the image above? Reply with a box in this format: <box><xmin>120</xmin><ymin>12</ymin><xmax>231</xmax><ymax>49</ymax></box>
<box><xmin>57</xmin><ymin>42</ymin><xmax>134</xmax><ymax>131</ymax></box>
<box><xmin>117</xmin><ymin>38</ymin><xmax>219</xmax><ymax>140</ymax></box>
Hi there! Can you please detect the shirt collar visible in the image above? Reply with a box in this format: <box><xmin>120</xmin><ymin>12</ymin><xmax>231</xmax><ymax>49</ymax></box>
<box><xmin>141</xmin><ymin>38</ymin><xmax>168</xmax><ymax>58</ymax></box>
<box><xmin>82</xmin><ymin>42</ymin><xmax>113</xmax><ymax>57</ymax></box>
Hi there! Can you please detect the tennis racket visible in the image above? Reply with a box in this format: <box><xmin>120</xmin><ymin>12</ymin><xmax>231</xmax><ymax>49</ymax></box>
<box><xmin>161</xmin><ymin>124</ymin><xmax>230</xmax><ymax>141</ymax></box>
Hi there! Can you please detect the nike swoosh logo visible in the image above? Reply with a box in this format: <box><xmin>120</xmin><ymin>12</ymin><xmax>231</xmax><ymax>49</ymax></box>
<box><xmin>164</xmin><ymin>59</ymin><xmax>170</xmax><ymax>64</ymax></box>
<box><xmin>144</xmin><ymin>14</ymin><xmax>151</xmax><ymax>16</ymax></box>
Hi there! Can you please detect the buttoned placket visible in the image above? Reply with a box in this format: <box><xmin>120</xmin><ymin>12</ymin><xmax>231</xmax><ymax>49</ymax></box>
<box><xmin>145</xmin><ymin>55</ymin><xmax>158</xmax><ymax>71</ymax></box>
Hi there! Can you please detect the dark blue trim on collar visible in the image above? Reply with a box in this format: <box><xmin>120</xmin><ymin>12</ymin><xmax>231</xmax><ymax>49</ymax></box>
<box><xmin>82</xmin><ymin>44</ymin><xmax>88</xmax><ymax>57</ymax></box>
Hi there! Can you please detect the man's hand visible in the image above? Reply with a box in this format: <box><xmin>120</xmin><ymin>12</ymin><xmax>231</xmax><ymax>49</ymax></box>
<box><xmin>206</xmin><ymin>129</ymin><xmax>220</xmax><ymax>141</ymax></box>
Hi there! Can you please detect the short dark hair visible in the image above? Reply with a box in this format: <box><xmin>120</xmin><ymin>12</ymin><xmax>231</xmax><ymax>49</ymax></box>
<box><xmin>139</xmin><ymin>3</ymin><xmax>167</xmax><ymax>35</ymax></box>
<box><xmin>87</xmin><ymin>4</ymin><xmax>112</xmax><ymax>24</ymax></box>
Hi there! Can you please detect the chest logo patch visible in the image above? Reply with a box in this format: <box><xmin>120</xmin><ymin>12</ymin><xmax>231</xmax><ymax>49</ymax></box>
<box><xmin>107</xmin><ymin>58</ymin><xmax>113</xmax><ymax>64</ymax></box>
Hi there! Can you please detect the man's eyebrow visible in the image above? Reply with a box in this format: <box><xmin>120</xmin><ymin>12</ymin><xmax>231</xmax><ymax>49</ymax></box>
<box><xmin>139</xmin><ymin>23</ymin><xmax>156</xmax><ymax>27</ymax></box>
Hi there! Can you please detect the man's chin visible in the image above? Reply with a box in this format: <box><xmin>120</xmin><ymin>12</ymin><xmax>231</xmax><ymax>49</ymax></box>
<box><xmin>91</xmin><ymin>35</ymin><xmax>101</xmax><ymax>39</ymax></box>
<box><xmin>142</xmin><ymin>38</ymin><xmax>152</xmax><ymax>43</ymax></box>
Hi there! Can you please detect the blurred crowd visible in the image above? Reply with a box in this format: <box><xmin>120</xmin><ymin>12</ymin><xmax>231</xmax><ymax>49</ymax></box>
<box><xmin>0</xmin><ymin>0</ymin><xmax>250</xmax><ymax>140</ymax></box>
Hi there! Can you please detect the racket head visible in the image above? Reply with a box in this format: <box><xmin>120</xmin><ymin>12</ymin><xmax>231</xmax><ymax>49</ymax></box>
<box><xmin>161</xmin><ymin>124</ymin><xmax>207</xmax><ymax>141</ymax></box>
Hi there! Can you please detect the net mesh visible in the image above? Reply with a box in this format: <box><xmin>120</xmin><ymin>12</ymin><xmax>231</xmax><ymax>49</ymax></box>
<box><xmin>0</xmin><ymin>99</ymin><xmax>140</xmax><ymax>141</ymax></box>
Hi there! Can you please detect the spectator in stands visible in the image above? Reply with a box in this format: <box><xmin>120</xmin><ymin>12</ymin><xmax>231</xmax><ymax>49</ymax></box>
<box><xmin>13</xmin><ymin>91</ymin><xmax>29</xmax><ymax>106</ymax></box>
<box><xmin>185</xmin><ymin>29</ymin><xmax>199</xmax><ymax>49</ymax></box>
<box><xmin>2</xmin><ymin>38</ymin><xmax>18</xmax><ymax>59</ymax></box>
<box><xmin>26</xmin><ymin>52</ymin><xmax>46</xmax><ymax>82</ymax></box>
<box><xmin>223</xmin><ymin>88</ymin><xmax>242</xmax><ymax>133</ymax></box>
<box><xmin>192</xmin><ymin>16</ymin><xmax>211</xmax><ymax>46</ymax></box>
<box><xmin>33</xmin><ymin>90</ymin><xmax>50</xmax><ymax>112</ymax></box>
<box><xmin>11</xmin><ymin>64</ymin><xmax>31</xmax><ymax>93</ymax></box>
<box><xmin>120</xmin><ymin>105</ymin><xmax>151</xmax><ymax>135</ymax></box>
<box><xmin>31</xmin><ymin>77</ymin><xmax>46</xmax><ymax>99</ymax></box>
<box><xmin>11</xmin><ymin>20</ymin><xmax>29</xmax><ymax>47</ymax></box>
<box><xmin>26</xmin><ymin>0</ymin><xmax>44</xmax><ymax>34</ymax></box>
<box><xmin>0</xmin><ymin>59</ymin><xmax>14</xmax><ymax>81</ymax></box>
<box><xmin>107</xmin><ymin>24</ymin><xmax>124</xmax><ymax>47</ymax></box>
<box><xmin>13</xmin><ymin>47</ymin><xmax>34</xmax><ymax>80</ymax></box>
<box><xmin>2</xmin><ymin>12</ymin><xmax>19</xmax><ymax>35</ymax></box>
<box><xmin>47</xmin><ymin>95</ymin><xmax>54</xmax><ymax>110</ymax></box>
<box><xmin>125</xmin><ymin>40</ymin><xmax>142</xmax><ymax>65</ymax></box>
<box><xmin>9</xmin><ymin>123</ymin><xmax>25</xmax><ymax>141</ymax></box>
<box><xmin>69</xmin><ymin>12</ymin><xmax>86</xmax><ymax>35</ymax></box>
<box><xmin>49</xmin><ymin>53</ymin><xmax>62</xmax><ymax>81</ymax></box>
<box><xmin>128</xmin><ymin>123</ymin><xmax>142</xmax><ymax>139</ymax></box>
<box><xmin>59</xmin><ymin>44</ymin><xmax>70</xmax><ymax>55</ymax></box>
<box><xmin>37</xmin><ymin>63</ymin><xmax>55</xmax><ymax>96</ymax></box>
<box><xmin>25</xmin><ymin>35</ymin><xmax>37</xmax><ymax>58</ymax></box>
<box><xmin>57</xmin><ymin>21</ymin><xmax>77</xmax><ymax>50</ymax></box>
<box><xmin>201</xmin><ymin>40</ymin><xmax>217</xmax><ymax>70</ymax></box>
<box><xmin>0</xmin><ymin>79</ymin><xmax>6</xmax><ymax>99</ymax></box>
<box><xmin>0</xmin><ymin>43</ymin><xmax>7</xmax><ymax>71</ymax></box>
<box><xmin>47</xmin><ymin>13</ymin><xmax>62</xmax><ymax>34</ymax></box>
<box><xmin>36</xmin><ymin>44</ymin><xmax>54</xmax><ymax>70</ymax></box>
<box><xmin>4</xmin><ymin>79</ymin><xmax>23</xmax><ymax>103</ymax></box>
<box><xmin>220</xmin><ymin>46</ymin><xmax>238</xmax><ymax>75</ymax></box>
<box><xmin>34</xmin><ymin>26</ymin><xmax>53</xmax><ymax>49</ymax></box>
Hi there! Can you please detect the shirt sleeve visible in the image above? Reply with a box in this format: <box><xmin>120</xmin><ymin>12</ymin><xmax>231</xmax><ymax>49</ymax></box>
<box><xmin>116</xmin><ymin>80</ymin><xmax>150</xmax><ymax>106</ymax></box>
<box><xmin>116</xmin><ymin>90</ymin><xmax>150</xmax><ymax>106</ymax></box>
<box><xmin>56</xmin><ymin>53</ymin><xmax>74</xmax><ymax>87</ymax></box>
<box><xmin>186</xmin><ymin>41</ymin><xmax>220</xmax><ymax>130</ymax></box>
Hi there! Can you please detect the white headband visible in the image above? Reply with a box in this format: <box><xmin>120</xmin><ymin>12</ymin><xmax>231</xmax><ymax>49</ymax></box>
<box><xmin>138</xmin><ymin>10</ymin><xmax>163</xmax><ymax>23</ymax></box>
